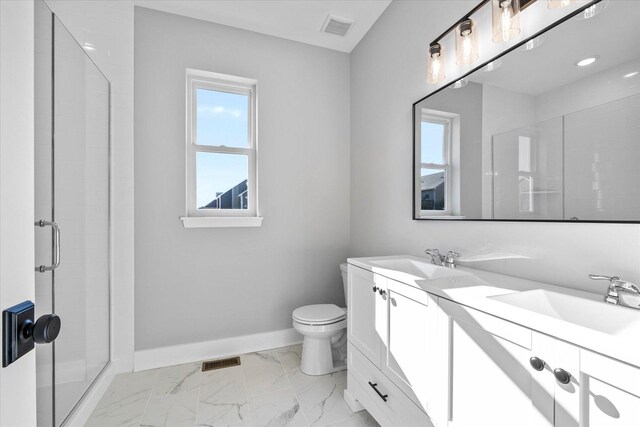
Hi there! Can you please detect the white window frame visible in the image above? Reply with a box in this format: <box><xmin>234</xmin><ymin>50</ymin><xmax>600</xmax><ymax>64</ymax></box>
<box><xmin>182</xmin><ymin>69</ymin><xmax>262</xmax><ymax>228</ymax></box>
<box><xmin>417</xmin><ymin>113</ymin><xmax>453</xmax><ymax>217</ymax></box>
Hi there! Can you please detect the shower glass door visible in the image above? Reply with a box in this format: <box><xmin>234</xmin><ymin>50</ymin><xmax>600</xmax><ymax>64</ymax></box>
<box><xmin>35</xmin><ymin>2</ymin><xmax>111</xmax><ymax>425</ymax></box>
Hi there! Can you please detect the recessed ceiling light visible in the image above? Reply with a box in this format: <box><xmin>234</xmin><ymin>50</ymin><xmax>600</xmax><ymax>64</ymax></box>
<box><xmin>521</xmin><ymin>36</ymin><xmax>544</xmax><ymax>51</ymax></box>
<box><xmin>623</xmin><ymin>71</ymin><xmax>639</xmax><ymax>79</ymax></box>
<box><xmin>449</xmin><ymin>77</ymin><xmax>468</xmax><ymax>89</ymax></box>
<box><xmin>574</xmin><ymin>0</ymin><xmax>609</xmax><ymax>20</ymax></box>
<box><xmin>83</xmin><ymin>42</ymin><xmax>95</xmax><ymax>51</ymax></box>
<box><xmin>576</xmin><ymin>56</ymin><xmax>598</xmax><ymax>67</ymax></box>
<box><xmin>483</xmin><ymin>60</ymin><xmax>502</xmax><ymax>72</ymax></box>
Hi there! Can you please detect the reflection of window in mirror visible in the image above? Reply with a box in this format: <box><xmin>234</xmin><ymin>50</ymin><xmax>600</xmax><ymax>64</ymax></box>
<box><xmin>417</xmin><ymin>110</ymin><xmax>461</xmax><ymax>218</ymax></box>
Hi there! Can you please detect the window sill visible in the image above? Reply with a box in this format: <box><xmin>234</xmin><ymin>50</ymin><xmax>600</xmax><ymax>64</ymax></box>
<box><xmin>180</xmin><ymin>216</ymin><xmax>263</xmax><ymax>228</ymax></box>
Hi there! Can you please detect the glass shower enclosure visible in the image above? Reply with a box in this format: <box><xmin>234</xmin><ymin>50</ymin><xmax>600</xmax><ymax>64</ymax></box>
<box><xmin>34</xmin><ymin>1</ymin><xmax>111</xmax><ymax>425</ymax></box>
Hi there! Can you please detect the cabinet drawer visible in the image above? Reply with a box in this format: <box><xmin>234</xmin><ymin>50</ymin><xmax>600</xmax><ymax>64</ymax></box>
<box><xmin>348</xmin><ymin>343</ymin><xmax>433</xmax><ymax>427</ymax></box>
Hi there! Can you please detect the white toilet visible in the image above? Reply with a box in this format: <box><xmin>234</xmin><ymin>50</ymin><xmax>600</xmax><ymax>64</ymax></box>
<box><xmin>292</xmin><ymin>263</ymin><xmax>349</xmax><ymax>375</ymax></box>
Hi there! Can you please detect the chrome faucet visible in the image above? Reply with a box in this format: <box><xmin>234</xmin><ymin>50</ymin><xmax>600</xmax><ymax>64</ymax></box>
<box><xmin>444</xmin><ymin>251</ymin><xmax>460</xmax><ymax>268</ymax></box>
<box><xmin>425</xmin><ymin>249</ymin><xmax>460</xmax><ymax>268</ymax></box>
<box><xmin>425</xmin><ymin>249</ymin><xmax>443</xmax><ymax>265</ymax></box>
<box><xmin>589</xmin><ymin>274</ymin><xmax>640</xmax><ymax>307</ymax></box>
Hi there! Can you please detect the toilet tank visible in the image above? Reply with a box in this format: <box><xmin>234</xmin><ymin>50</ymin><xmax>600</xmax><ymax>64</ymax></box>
<box><xmin>340</xmin><ymin>263</ymin><xmax>348</xmax><ymax>306</ymax></box>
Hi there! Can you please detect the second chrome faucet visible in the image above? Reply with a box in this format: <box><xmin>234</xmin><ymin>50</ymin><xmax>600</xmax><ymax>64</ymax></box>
<box><xmin>425</xmin><ymin>249</ymin><xmax>460</xmax><ymax>268</ymax></box>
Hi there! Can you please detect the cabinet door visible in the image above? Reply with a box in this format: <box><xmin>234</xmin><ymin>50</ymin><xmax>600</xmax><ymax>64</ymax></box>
<box><xmin>440</xmin><ymin>299</ymin><xmax>555</xmax><ymax>427</ymax></box>
<box><xmin>347</xmin><ymin>265</ymin><xmax>385</xmax><ymax>365</ymax></box>
<box><xmin>382</xmin><ymin>279</ymin><xmax>439</xmax><ymax>416</ymax></box>
<box><xmin>580</xmin><ymin>350</ymin><xmax>640</xmax><ymax>426</ymax></box>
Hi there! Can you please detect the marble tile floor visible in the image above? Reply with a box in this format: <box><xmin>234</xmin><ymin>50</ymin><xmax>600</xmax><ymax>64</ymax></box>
<box><xmin>86</xmin><ymin>344</ymin><xmax>380</xmax><ymax>427</ymax></box>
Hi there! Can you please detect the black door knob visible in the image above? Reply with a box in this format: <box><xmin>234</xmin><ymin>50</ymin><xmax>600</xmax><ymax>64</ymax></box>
<box><xmin>29</xmin><ymin>314</ymin><xmax>61</xmax><ymax>344</ymax></box>
<box><xmin>553</xmin><ymin>368</ymin><xmax>571</xmax><ymax>384</ymax></box>
<box><xmin>529</xmin><ymin>356</ymin><xmax>545</xmax><ymax>371</ymax></box>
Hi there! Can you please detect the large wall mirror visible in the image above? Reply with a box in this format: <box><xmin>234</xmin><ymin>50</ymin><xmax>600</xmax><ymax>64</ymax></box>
<box><xmin>413</xmin><ymin>0</ymin><xmax>640</xmax><ymax>222</ymax></box>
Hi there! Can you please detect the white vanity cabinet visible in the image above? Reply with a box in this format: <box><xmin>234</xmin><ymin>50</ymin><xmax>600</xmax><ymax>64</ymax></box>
<box><xmin>579</xmin><ymin>350</ymin><xmax>640</xmax><ymax>426</ymax></box>
<box><xmin>346</xmin><ymin>261</ymin><xmax>640</xmax><ymax>427</ymax></box>
<box><xmin>346</xmin><ymin>265</ymin><xmax>436</xmax><ymax>426</ymax></box>
<box><xmin>440</xmin><ymin>298</ymin><xmax>640</xmax><ymax>427</ymax></box>
<box><xmin>440</xmin><ymin>298</ymin><xmax>561</xmax><ymax>427</ymax></box>
<box><xmin>347</xmin><ymin>265</ymin><xmax>386</xmax><ymax>365</ymax></box>
<box><xmin>381</xmin><ymin>278</ymin><xmax>441</xmax><ymax>416</ymax></box>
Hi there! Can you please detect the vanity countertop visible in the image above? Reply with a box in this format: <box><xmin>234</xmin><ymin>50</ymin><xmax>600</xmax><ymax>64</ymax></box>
<box><xmin>348</xmin><ymin>255</ymin><xmax>640</xmax><ymax>368</ymax></box>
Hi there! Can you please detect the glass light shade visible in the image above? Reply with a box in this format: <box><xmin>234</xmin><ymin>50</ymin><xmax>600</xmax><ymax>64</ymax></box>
<box><xmin>450</xmin><ymin>77</ymin><xmax>469</xmax><ymax>89</ymax></box>
<box><xmin>574</xmin><ymin>0</ymin><xmax>609</xmax><ymax>20</ymax></box>
<box><xmin>492</xmin><ymin>0</ymin><xmax>521</xmax><ymax>43</ymax></box>
<box><xmin>548</xmin><ymin>0</ymin><xmax>575</xmax><ymax>9</ymax></box>
<box><xmin>483</xmin><ymin>59</ymin><xmax>502</xmax><ymax>72</ymax></box>
<box><xmin>426</xmin><ymin>43</ymin><xmax>446</xmax><ymax>85</ymax></box>
<box><xmin>456</xmin><ymin>19</ymin><xmax>479</xmax><ymax>65</ymax></box>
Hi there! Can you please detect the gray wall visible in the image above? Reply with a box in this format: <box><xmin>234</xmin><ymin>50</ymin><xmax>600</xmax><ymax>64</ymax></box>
<box><xmin>134</xmin><ymin>8</ymin><xmax>350</xmax><ymax>350</ymax></box>
<box><xmin>349</xmin><ymin>1</ymin><xmax>640</xmax><ymax>294</ymax></box>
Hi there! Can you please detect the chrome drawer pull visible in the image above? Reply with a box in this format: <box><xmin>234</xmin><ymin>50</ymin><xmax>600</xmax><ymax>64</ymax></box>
<box><xmin>368</xmin><ymin>381</ymin><xmax>388</xmax><ymax>402</ymax></box>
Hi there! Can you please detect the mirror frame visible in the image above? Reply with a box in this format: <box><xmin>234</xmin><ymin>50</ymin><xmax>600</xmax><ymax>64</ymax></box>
<box><xmin>411</xmin><ymin>0</ymin><xmax>636</xmax><ymax>223</ymax></box>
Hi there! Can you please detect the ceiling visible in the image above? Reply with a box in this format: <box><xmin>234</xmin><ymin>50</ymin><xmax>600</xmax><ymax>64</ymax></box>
<box><xmin>469</xmin><ymin>0</ymin><xmax>640</xmax><ymax>96</ymax></box>
<box><xmin>134</xmin><ymin>0</ymin><xmax>392</xmax><ymax>53</ymax></box>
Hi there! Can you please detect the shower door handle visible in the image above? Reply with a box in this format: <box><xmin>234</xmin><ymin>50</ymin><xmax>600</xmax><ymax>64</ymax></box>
<box><xmin>35</xmin><ymin>220</ymin><xmax>60</xmax><ymax>272</ymax></box>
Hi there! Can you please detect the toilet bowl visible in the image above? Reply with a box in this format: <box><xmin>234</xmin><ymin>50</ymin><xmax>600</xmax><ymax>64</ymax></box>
<box><xmin>292</xmin><ymin>263</ymin><xmax>349</xmax><ymax>375</ymax></box>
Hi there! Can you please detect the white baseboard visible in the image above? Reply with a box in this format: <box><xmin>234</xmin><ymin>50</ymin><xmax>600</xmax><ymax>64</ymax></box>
<box><xmin>63</xmin><ymin>361</ymin><xmax>118</xmax><ymax>427</ymax></box>
<box><xmin>134</xmin><ymin>328</ymin><xmax>303</xmax><ymax>372</ymax></box>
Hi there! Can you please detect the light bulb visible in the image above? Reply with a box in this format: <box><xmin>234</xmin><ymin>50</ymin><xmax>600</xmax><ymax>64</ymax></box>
<box><xmin>456</xmin><ymin>19</ymin><xmax>479</xmax><ymax>65</ymax></box>
<box><xmin>501</xmin><ymin>5</ymin><xmax>512</xmax><ymax>42</ymax></box>
<box><xmin>431</xmin><ymin>56</ymin><xmax>441</xmax><ymax>81</ymax></box>
<box><xmin>462</xmin><ymin>36</ymin><xmax>472</xmax><ymax>61</ymax></box>
<box><xmin>427</xmin><ymin>43</ymin><xmax>446</xmax><ymax>84</ymax></box>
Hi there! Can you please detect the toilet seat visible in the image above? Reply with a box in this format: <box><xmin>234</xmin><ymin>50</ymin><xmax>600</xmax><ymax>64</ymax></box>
<box><xmin>292</xmin><ymin>304</ymin><xmax>346</xmax><ymax>326</ymax></box>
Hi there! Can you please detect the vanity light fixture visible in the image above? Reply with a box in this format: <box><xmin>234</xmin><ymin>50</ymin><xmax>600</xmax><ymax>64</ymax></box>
<box><xmin>456</xmin><ymin>19</ymin><xmax>479</xmax><ymax>65</ymax></box>
<box><xmin>450</xmin><ymin>77</ymin><xmax>469</xmax><ymax>89</ymax></box>
<box><xmin>575</xmin><ymin>0</ymin><xmax>609</xmax><ymax>20</ymax></box>
<box><xmin>576</xmin><ymin>56</ymin><xmax>598</xmax><ymax>67</ymax></box>
<box><xmin>427</xmin><ymin>42</ymin><xmax>446</xmax><ymax>84</ymax></box>
<box><xmin>492</xmin><ymin>0</ymin><xmax>521</xmax><ymax>43</ymax></box>
<box><xmin>522</xmin><ymin>35</ymin><xmax>544</xmax><ymax>51</ymax></box>
<box><xmin>623</xmin><ymin>71</ymin><xmax>639</xmax><ymax>79</ymax></box>
<box><xmin>548</xmin><ymin>0</ymin><xmax>575</xmax><ymax>9</ymax></box>
<box><xmin>483</xmin><ymin>59</ymin><xmax>503</xmax><ymax>72</ymax></box>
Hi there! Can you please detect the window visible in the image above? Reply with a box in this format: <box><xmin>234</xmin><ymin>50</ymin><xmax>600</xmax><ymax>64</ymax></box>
<box><xmin>418</xmin><ymin>113</ymin><xmax>452</xmax><ymax>216</ymax></box>
<box><xmin>183</xmin><ymin>69</ymin><xmax>261</xmax><ymax>228</ymax></box>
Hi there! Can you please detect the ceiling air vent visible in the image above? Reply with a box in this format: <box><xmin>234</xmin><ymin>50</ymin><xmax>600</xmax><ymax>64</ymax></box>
<box><xmin>321</xmin><ymin>15</ymin><xmax>355</xmax><ymax>37</ymax></box>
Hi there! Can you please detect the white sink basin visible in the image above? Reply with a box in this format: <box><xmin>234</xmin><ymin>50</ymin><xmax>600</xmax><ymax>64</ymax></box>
<box><xmin>369</xmin><ymin>258</ymin><xmax>468</xmax><ymax>280</ymax></box>
<box><xmin>490</xmin><ymin>289</ymin><xmax>640</xmax><ymax>335</ymax></box>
